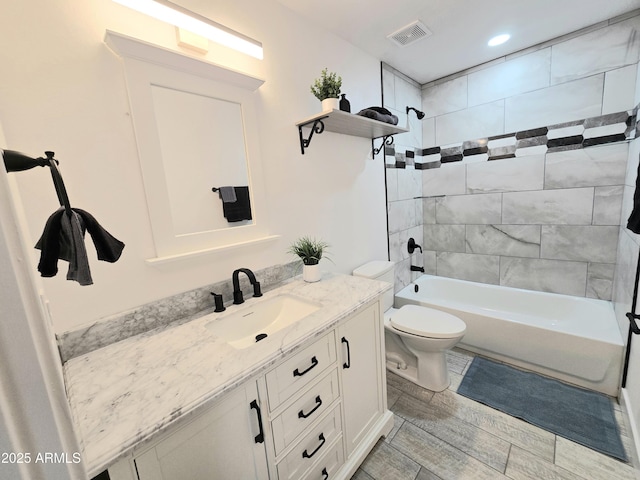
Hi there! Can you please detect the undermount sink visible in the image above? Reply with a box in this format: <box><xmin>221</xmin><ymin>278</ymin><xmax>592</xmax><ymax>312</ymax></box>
<box><xmin>205</xmin><ymin>294</ymin><xmax>322</xmax><ymax>349</ymax></box>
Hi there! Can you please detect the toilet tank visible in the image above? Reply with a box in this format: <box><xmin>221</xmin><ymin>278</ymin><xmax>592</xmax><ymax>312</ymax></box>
<box><xmin>352</xmin><ymin>261</ymin><xmax>395</xmax><ymax>311</ymax></box>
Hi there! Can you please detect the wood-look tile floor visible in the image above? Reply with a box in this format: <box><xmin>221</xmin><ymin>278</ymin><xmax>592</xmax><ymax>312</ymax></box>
<box><xmin>352</xmin><ymin>349</ymin><xmax>639</xmax><ymax>480</ymax></box>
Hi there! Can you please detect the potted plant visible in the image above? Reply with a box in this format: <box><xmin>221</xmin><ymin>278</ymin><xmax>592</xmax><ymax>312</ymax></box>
<box><xmin>310</xmin><ymin>68</ymin><xmax>342</xmax><ymax>112</ymax></box>
<box><xmin>288</xmin><ymin>236</ymin><xmax>331</xmax><ymax>282</ymax></box>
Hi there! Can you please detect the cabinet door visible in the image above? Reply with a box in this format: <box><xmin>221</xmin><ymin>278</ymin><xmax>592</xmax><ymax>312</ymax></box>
<box><xmin>134</xmin><ymin>382</ymin><xmax>269</xmax><ymax>480</ymax></box>
<box><xmin>338</xmin><ymin>302</ymin><xmax>384</xmax><ymax>456</ymax></box>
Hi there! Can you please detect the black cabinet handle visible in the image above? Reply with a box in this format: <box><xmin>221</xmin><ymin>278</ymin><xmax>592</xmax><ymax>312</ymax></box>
<box><xmin>298</xmin><ymin>395</ymin><xmax>322</xmax><ymax>419</ymax></box>
<box><xmin>249</xmin><ymin>400</ymin><xmax>264</xmax><ymax>444</ymax></box>
<box><xmin>322</xmin><ymin>467</ymin><xmax>329</xmax><ymax>479</ymax></box>
<box><xmin>341</xmin><ymin>337</ymin><xmax>351</xmax><ymax>369</ymax></box>
<box><xmin>302</xmin><ymin>433</ymin><xmax>326</xmax><ymax>459</ymax></box>
<box><xmin>293</xmin><ymin>356</ymin><xmax>318</xmax><ymax>377</ymax></box>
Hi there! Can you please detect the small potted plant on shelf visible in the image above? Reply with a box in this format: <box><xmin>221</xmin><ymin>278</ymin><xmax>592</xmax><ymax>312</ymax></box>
<box><xmin>310</xmin><ymin>68</ymin><xmax>342</xmax><ymax>112</ymax></box>
<box><xmin>288</xmin><ymin>236</ymin><xmax>331</xmax><ymax>283</ymax></box>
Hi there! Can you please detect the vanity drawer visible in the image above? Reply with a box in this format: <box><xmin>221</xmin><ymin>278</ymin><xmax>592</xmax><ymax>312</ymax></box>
<box><xmin>301</xmin><ymin>438</ymin><xmax>344</xmax><ymax>480</ymax></box>
<box><xmin>272</xmin><ymin>368</ymin><xmax>340</xmax><ymax>455</ymax></box>
<box><xmin>276</xmin><ymin>405</ymin><xmax>342</xmax><ymax>480</ymax></box>
<box><xmin>266</xmin><ymin>331</ymin><xmax>336</xmax><ymax>409</ymax></box>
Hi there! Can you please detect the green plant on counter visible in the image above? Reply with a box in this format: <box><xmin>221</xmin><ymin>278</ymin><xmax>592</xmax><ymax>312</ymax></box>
<box><xmin>288</xmin><ymin>236</ymin><xmax>331</xmax><ymax>266</ymax></box>
<box><xmin>310</xmin><ymin>68</ymin><xmax>342</xmax><ymax>101</ymax></box>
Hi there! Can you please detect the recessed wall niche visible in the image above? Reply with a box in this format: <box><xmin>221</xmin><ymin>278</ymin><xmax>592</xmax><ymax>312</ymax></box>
<box><xmin>105</xmin><ymin>31</ymin><xmax>277</xmax><ymax>264</ymax></box>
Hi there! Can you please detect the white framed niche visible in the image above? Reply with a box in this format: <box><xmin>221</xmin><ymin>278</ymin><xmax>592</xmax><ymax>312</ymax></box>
<box><xmin>105</xmin><ymin>31</ymin><xmax>277</xmax><ymax>265</ymax></box>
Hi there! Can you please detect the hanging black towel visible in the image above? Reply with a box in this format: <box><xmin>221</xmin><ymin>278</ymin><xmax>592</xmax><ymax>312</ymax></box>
<box><xmin>627</xmin><ymin>155</ymin><xmax>640</xmax><ymax>234</ymax></box>
<box><xmin>220</xmin><ymin>186</ymin><xmax>252</xmax><ymax>222</ymax></box>
<box><xmin>35</xmin><ymin>207</ymin><xmax>125</xmax><ymax>285</ymax></box>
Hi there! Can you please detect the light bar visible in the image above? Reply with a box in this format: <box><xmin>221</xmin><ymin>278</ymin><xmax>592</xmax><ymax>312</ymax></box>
<box><xmin>112</xmin><ymin>0</ymin><xmax>263</xmax><ymax>59</ymax></box>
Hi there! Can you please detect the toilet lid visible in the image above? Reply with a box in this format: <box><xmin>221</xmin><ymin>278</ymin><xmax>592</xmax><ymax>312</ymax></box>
<box><xmin>390</xmin><ymin>305</ymin><xmax>466</xmax><ymax>339</ymax></box>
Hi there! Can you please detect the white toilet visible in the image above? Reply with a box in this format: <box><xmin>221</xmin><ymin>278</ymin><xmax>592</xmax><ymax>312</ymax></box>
<box><xmin>353</xmin><ymin>261</ymin><xmax>466</xmax><ymax>392</ymax></box>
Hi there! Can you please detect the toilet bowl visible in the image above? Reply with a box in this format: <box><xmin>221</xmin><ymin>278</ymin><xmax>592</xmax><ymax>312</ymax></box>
<box><xmin>353</xmin><ymin>261</ymin><xmax>467</xmax><ymax>392</ymax></box>
<box><xmin>384</xmin><ymin>306</ymin><xmax>466</xmax><ymax>391</ymax></box>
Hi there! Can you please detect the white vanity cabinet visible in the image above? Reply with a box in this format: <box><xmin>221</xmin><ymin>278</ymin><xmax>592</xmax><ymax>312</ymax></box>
<box><xmin>110</xmin><ymin>381</ymin><xmax>269</xmax><ymax>480</ymax></box>
<box><xmin>261</xmin><ymin>300</ymin><xmax>387</xmax><ymax>480</ymax></box>
<box><xmin>107</xmin><ymin>298</ymin><xmax>390</xmax><ymax>480</ymax></box>
<box><xmin>263</xmin><ymin>330</ymin><xmax>341</xmax><ymax>480</ymax></box>
<box><xmin>338</xmin><ymin>302</ymin><xmax>385</xmax><ymax>457</ymax></box>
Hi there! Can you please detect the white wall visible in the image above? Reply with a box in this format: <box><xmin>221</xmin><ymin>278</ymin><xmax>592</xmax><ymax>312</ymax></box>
<box><xmin>0</xmin><ymin>0</ymin><xmax>388</xmax><ymax>333</ymax></box>
<box><xmin>614</xmin><ymin>59</ymin><xmax>640</xmax><ymax>464</ymax></box>
<box><xmin>0</xmin><ymin>138</ymin><xmax>85</xmax><ymax>478</ymax></box>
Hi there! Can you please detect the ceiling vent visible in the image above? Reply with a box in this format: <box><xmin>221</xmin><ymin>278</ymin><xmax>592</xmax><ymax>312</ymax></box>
<box><xmin>387</xmin><ymin>20</ymin><xmax>432</xmax><ymax>47</ymax></box>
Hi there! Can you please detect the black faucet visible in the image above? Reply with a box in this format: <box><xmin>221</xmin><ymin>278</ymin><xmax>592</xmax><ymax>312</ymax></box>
<box><xmin>232</xmin><ymin>268</ymin><xmax>263</xmax><ymax>305</ymax></box>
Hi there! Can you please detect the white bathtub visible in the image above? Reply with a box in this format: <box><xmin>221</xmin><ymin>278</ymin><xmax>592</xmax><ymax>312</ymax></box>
<box><xmin>394</xmin><ymin>275</ymin><xmax>624</xmax><ymax>396</ymax></box>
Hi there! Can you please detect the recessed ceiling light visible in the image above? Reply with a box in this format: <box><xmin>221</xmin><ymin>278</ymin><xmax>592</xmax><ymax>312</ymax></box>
<box><xmin>488</xmin><ymin>34</ymin><xmax>510</xmax><ymax>47</ymax></box>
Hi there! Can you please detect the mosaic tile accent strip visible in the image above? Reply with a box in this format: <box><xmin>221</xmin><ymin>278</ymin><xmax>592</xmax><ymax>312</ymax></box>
<box><xmin>392</xmin><ymin>109</ymin><xmax>638</xmax><ymax>170</ymax></box>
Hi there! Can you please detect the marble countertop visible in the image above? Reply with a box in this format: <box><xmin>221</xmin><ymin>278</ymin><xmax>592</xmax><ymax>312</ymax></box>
<box><xmin>63</xmin><ymin>273</ymin><xmax>390</xmax><ymax>477</ymax></box>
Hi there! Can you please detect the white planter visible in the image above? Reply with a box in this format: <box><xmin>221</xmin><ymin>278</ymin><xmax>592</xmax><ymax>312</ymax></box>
<box><xmin>303</xmin><ymin>264</ymin><xmax>321</xmax><ymax>283</ymax></box>
<box><xmin>321</xmin><ymin>98</ymin><xmax>339</xmax><ymax>112</ymax></box>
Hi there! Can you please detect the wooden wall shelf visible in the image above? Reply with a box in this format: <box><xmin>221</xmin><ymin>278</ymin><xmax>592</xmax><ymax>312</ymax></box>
<box><xmin>296</xmin><ymin>109</ymin><xmax>408</xmax><ymax>155</ymax></box>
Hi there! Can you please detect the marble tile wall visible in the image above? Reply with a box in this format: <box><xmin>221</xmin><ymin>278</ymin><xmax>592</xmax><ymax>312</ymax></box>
<box><xmin>416</xmin><ymin>141</ymin><xmax>627</xmax><ymax>298</ymax></box>
<box><xmin>420</xmin><ymin>14</ymin><xmax>640</xmax><ymax>148</ymax></box>
<box><xmin>382</xmin><ymin>64</ymin><xmax>422</xmax><ymax>164</ymax></box>
<box><xmin>385</xmin><ymin>11</ymin><xmax>640</xmax><ymax>299</ymax></box>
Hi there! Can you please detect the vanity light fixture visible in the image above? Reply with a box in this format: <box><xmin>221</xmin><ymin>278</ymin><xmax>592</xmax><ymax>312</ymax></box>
<box><xmin>112</xmin><ymin>0</ymin><xmax>263</xmax><ymax>59</ymax></box>
<box><xmin>488</xmin><ymin>33</ymin><xmax>510</xmax><ymax>47</ymax></box>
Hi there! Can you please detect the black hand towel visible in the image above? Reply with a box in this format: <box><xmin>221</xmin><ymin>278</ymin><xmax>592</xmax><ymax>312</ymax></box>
<box><xmin>63</xmin><ymin>210</ymin><xmax>92</xmax><ymax>286</ymax></box>
<box><xmin>36</xmin><ymin>208</ymin><xmax>65</xmax><ymax>277</ymax></box>
<box><xmin>35</xmin><ymin>207</ymin><xmax>125</xmax><ymax>285</ymax></box>
<box><xmin>222</xmin><ymin>186</ymin><xmax>252</xmax><ymax>222</ymax></box>
<box><xmin>73</xmin><ymin>208</ymin><xmax>125</xmax><ymax>262</ymax></box>
<box><xmin>627</xmin><ymin>156</ymin><xmax>640</xmax><ymax>234</ymax></box>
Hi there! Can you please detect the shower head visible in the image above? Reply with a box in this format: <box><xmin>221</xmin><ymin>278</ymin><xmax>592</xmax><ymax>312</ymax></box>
<box><xmin>406</xmin><ymin>106</ymin><xmax>425</xmax><ymax>120</ymax></box>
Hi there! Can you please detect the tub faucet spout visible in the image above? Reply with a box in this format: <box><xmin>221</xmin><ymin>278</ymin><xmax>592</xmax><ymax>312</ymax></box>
<box><xmin>232</xmin><ymin>268</ymin><xmax>263</xmax><ymax>305</ymax></box>
<box><xmin>410</xmin><ymin>265</ymin><xmax>424</xmax><ymax>273</ymax></box>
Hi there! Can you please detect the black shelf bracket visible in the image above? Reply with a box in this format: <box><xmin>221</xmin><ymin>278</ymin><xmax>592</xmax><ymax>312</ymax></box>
<box><xmin>372</xmin><ymin>135</ymin><xmax>394</xmax><ymax>157</ymax></box>
<box><xmin>298</xmin><ymin>117</ymin><xmax>328</xmax><ymax>155</ymax></box>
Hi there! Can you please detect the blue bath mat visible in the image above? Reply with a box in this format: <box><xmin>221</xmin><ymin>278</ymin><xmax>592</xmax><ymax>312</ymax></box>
<box><xmin>458</xmin><ymin>356</ymin><xmax>627</xmax><ymax>462</ymax></box>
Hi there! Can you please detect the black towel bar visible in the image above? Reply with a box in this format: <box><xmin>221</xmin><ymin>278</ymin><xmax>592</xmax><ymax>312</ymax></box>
<box><xmin>625</xmin><ymin>312</ymin><xmax>640</xmax><ymax>334</ymax></box>
<box><xmin>622</xmin><ymin>246</ymin><xmax>640</xmax><ymax>388</ymax></box>
<box><xmin>3</xmin><ymin>150</ymin><xmax>72</xmax><ymax>217</ymax></box>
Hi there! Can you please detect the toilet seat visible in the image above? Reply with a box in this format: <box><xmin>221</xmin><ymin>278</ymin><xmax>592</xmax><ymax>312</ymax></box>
<box><xmin>390</xmin><ymin>305</ymin><xmax>466</xmax><ymax>339</ymax></box>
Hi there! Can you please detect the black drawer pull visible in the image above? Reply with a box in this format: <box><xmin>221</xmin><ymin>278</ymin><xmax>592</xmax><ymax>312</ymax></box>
<box><xmin>341</xmin><ymin>337</ymin><xmax>351</xmax><ymax>369</ymax></box>
<box><xmin>302</xmin><ymin>433</ymin><xmax>326</xmax><ymax>459</ymax></box>
<box><xmin>298</xmin><ymin>395</ymin><xmax>322</xmax><ymax>419</ymax></box>
<box><xmin>293</xmin><ymin>356</ymin><xmax>318</xmax><ymax>377</ymax></box>
<box><xmin>322</xmin><ymin>467</ymin><xmax>329</xmax><ymax>479</ymax></box>
<box><xmin>249</xmin><ymin>400</ymin><xmax>264</xmax><ymax>444</ymax></box>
